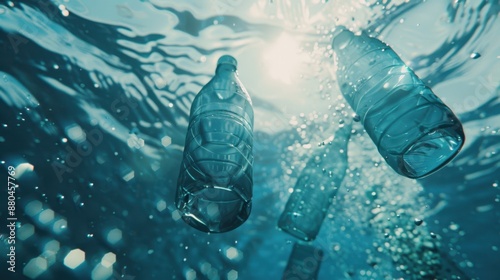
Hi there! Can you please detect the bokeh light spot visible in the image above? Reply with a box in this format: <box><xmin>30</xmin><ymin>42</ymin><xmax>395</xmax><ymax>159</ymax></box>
<box><xmin>38</xmin><ymin>209</ymin><xmax>55</xmax><ymax>224</ymax></box>
<box><xmin>185</xmin><ymin>268</ymin><xmax>196</xmax><ymax>280</ymax></box>
<box><xmin>227</xmin><ymin>269</ymin><xmax>238</xmax><ymax>280</ymax></box>
<box><xmin>161</xmin><ymin>136</ymin><xmax>172</xmax><ymax>147</ymax></box>
<box><xmin>52</xmin><ymin>218</ymin><xmax>67</xmax><ymax>234</ymax></box>
<box><xmin>25</xmin><ymin>200</ymin><xmax>43</xmax><ymax>216</ymax></box>
<box><xmin>18</xmin><ymin>223</ymin><xmax>35</xmax><ymax>240</ymax></box>
<box><xmin>91</xmin><ymin>263</ymin><xmax>113</xmax><ymax>280</ymax></box>
<box><xmin>64</xmin><ymin>248</ymin><xmax>85</xmax><ymax>269</ymax></box>
<box><xmin>156</xmin><ymin>200</ymin><xmax>167</xmax><ymax>212</ymax></box>
<box><xmin>101</xmin><ymin>252</ymin><xmax>116</xmax><ymax>268</ymax></box>
<box><xmin>23</xmin><ymin>257</ymin><xmax>48</xmax><ymax>279</ymax></box>
<box><xmin>106</xmin><ymin>228</ymin><xmax>122</xmax><ymax>244</ymax></box>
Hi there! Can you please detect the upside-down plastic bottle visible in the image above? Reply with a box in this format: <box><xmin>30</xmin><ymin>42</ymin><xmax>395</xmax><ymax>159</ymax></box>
<box><xmin>278</xmin><ymin>122</ymin><xmax>352</xmax><ymax>241</ymax></box>
<box><xmin>283</xmin><ymin>242</ymin><xmax>324</xmax><ymax>280</ymax></box>
<box><xmin>332</xmin><ymin>27</ymin><xmax>464</xmax><ymax>178</ymax></box>
<box><xmin>176</xmin><ymin>55</ymin><xmax>254</xmax><ymax>233</ymax></box>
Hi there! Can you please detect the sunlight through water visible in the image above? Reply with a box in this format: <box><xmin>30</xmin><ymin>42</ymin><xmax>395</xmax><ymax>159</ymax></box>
<box><xmin>262</xmin><ymin>33</ymin><xmax>307</xmax><ymax>85</ymax></box>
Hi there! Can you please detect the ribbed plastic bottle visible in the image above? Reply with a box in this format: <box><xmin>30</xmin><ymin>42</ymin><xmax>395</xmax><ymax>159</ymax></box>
<box><xmin>278</xmin><ymin>122</ymin><xmax>352</xmax><ymax>241</ymax></box>
<box><xmin>332</xmin><ymin>27</ymin><xmax>465</xmax><ymax>178</ymax></box>
<box><xmin>283</xmin><ymin>242</ymin><xmax>324</xmax><ymax>280</ymax></box>
<box><xmin>176</xmin><ymin>55</ymin><xmax>254</xmax><ymax>233</ymax></box>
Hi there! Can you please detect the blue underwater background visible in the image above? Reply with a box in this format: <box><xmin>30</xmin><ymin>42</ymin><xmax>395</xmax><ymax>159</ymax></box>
<box><xmin>0</xmin><ymin>0</ymin><xmax>499</xmax><ymax>279</ymax></box>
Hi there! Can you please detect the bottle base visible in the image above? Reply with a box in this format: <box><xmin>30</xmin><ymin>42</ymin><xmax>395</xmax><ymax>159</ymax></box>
<box><xmin>399</xmin><ymin>125</ymin><xmax>465</xmax><ymax>178</ymax></box>
<box><xmin>176</xmin><ymin>184</ymin><xmax>251</xmax><ymax>233</ymax></box>
<box><xmin>278</xmin><ymin>212</ymin><xmax>321</xmax><ymax>241</ymax></box>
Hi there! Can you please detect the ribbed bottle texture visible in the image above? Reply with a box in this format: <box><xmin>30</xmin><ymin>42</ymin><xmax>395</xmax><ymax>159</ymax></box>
<box><xmin>278</xmin><ymin>123</ymin><xmax>352</xmax><ymax>241</ymax></box>
<box><xmin>283</xmin><ymin>242</ymin><xmax>324</xmax><ymax>280</ymax></box>
<box><xmin>332</xmin><ymin>28</ymin><xmax>465</xmax><ymax>178</ymax></box>
<box><xmin>176</xmin><ymin>55</ymin><xmax>254</xmax><ymax>233</ymax></box>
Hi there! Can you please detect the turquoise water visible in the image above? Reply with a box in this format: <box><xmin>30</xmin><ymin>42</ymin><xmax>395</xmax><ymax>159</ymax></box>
<box><xmin>0</xmin><ymin>0</ymin><xmax>499</xmax><ymax>279</ymax></box>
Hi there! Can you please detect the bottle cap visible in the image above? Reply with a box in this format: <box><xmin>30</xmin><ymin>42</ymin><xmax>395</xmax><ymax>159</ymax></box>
<box><xmin>217</xmin><ymin>55</ymin><xmax>238</xmax><ymax>69</ymax></box>
<box><xmin>332</xmin><ymin>26</ymin><xmax>354</xmax><ymax>50</ymax></box>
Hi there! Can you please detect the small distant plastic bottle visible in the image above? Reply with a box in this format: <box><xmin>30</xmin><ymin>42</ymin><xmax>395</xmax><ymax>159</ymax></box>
<box><xmin>278</xmin><ymin>122</ymin><xmax>352</xmax><ymax>241</ymax></box>
<box><xmin>332</xmin><ymin>27</ymin><xmax>465</xmax><ymax>178</ymax></box>
<box><xmin>283</xmin><ymin>242</ymin><xmax>324</xmax><ymax>280</ymax></box>
<box><xmin>176</xmin><ymin>55</ymin><xmax>254</xmax><ymax>233</ymax></box>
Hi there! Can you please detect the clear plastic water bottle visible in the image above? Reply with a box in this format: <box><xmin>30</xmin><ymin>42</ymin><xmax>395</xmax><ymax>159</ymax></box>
<box><xmin>332</xmin><ymin>28</ymin><xmax>465</xmax><ymax>178</ymax></box>
<box><xmin>278</xmin><ymin>122</ymin><xmax>352</xmax><ymax>241</ymax></box>
<box><xmin>283</xmin><ymin>242</ymin><xmax>324</xmax><ymax>280</ymax></box>
<box><xmin>176</xmin><ymin>55</ymin><xmax>254</xmax><ymax>233</ymax></box>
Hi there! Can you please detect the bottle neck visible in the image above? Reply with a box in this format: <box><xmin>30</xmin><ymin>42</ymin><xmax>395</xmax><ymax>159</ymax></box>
<box><xmin>216</xmin><ymin>64</ymin><xmax>237</xmax><ymax>75</ymax></box>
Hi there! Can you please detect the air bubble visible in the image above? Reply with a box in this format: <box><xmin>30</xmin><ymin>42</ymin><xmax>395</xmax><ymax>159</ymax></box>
<box><xmin>470</xmin><ymin>52</ymin><xmax>481</xmax><ymax>59</ymax></box>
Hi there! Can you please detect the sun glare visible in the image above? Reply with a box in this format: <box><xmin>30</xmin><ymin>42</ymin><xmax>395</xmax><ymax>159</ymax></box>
<box><xmin>263</xmin><ymin>33</ymin><xmax>306</xmax><ymax>84</ymax></box>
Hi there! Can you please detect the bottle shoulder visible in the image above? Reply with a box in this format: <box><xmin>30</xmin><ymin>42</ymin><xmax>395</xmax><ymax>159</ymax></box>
<box><xmin>189</xmin><ymin>86</ymin><xmax>253</xmax><ymax>125</ymax></box>
<box><xmin>192</xmin><ymin>74</ymin><xmax>252</xmax><ymax>105</ymax></box>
